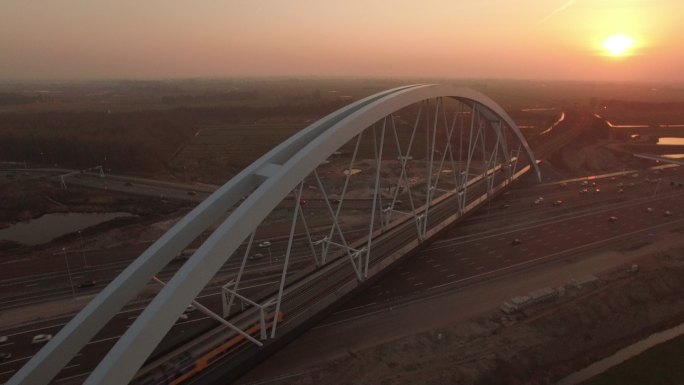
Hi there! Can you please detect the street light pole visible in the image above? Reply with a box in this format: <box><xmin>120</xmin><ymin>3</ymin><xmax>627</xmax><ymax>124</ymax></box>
<box><xmin>77</xmin><ymin>230</ymin><xmax>87</xmax><ymax>267</ymax></box>
<box><xmin>62</xmin><ymin>248</ymin><xmax>76</xmax><ymax>299</ymax></box>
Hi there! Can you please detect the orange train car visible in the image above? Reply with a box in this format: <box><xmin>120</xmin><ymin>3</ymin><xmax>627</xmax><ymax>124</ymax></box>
<box><xmin>164</xmin><ymin>312</ymin><xmax>284</xmax><ymax>385</ymax></box>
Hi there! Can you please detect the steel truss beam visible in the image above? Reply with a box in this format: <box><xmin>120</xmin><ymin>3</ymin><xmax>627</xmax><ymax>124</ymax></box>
<box><xmin>9</xmin><ymin>85</ymin><xmax>539</xmax><ymax>385</ymax></box>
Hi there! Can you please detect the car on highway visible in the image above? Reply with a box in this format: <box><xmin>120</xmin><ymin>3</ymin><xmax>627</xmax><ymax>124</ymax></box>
<box><xmin>609</xmin><ymin>216</ymin><xmax>618</xmax><ymax>222</ymax></box>
<box><xmin>0</xmin><ymin>336</ymin><xmax>7</xmax><ymax>343</ymax></box>
<box><xmin>184</xmin><ymin>305</ymin><xmax>197</xmax><ymax>313</ymax></box>
<box><xmin>77</xmin><ymin>279</ymin><xmax>97</xmax><ymax>289</ymax></box>
<box><xmin>664</xmin><ymin>210</ymin><xmax>673</xmax><ymax>217</ymax></box>
<box><xmin>32</xmin><ymin>334</ymin><xmax>52</xmax><ymax>344</ymax></box>
<box><xmin>258</xmin><ymin>241</ymin><xmax>272</xmax><ymax>248</ymax></box>
<box><xmin>646</xmin><ymin>207</ymin><xmax>654</xmax><ymax>213</ymax></box>
<box><xmin>248</xmin><ymin>253</ymin><xmax>264</xmax><ymax>260</ymax></box>
<box><xmin>552</xmin><ymin>200</ymin><xmax>563</xmax><ymax>206</ymax></box>
<box><xmin>511</xmin><ymin>238</ymin><xmax>522</xmax><ymax>246</ymax></box>
<box><xmin>124</xmin><ymin>181</ymin><xmax>133</xmax><ymax>186</ymax></box>
<box><xmin>579</xmin><ymin>188</ymin><xmax>588</xmax><ymax>195</ymax></box>
<box><xmin>593</xmin><ymin>188</ymin><xmax>601</xmax><ymax>194</ymax></box>
<box><xmin>581</xmin><ymin>180</ymin><xmax>589</xmax><ymax>186</ymax></box>
<box><xmin>187</xmin><ymin>190</ymin><xmax>197</xmax><ymax>196</ymax></box>
<box><xmin>0</xmin><ymin>352</ymin><xmax>11</xmax><ymax>362</ymax></box>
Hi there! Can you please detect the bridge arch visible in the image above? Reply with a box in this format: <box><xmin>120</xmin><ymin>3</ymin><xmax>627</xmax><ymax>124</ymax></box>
<box><xmin>10</xmin><ymin>84</ymin><xmax>539</xmax><ymax>385</ymax></box>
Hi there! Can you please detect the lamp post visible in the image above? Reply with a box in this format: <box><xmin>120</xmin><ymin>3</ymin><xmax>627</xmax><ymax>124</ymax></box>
<box><xmin>62</xmin><ymin>248</ymin><xmax>76</xmax><ymax>299</ymax></box>
<box><xmin>77</xmin><ymin>230</ymin><xmax>87</xmax><ymax>267</ymax></box>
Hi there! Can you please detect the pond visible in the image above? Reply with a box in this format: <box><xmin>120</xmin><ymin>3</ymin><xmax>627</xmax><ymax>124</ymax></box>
<box><xmin>657</xmin><ymin>137</ymin><xmax>684</xmax><ymax>145</ymax></box>
<box><xmin>0</xmin><ymin>212</ymin><xmax>133</xmax><ymax>246</ymax></box>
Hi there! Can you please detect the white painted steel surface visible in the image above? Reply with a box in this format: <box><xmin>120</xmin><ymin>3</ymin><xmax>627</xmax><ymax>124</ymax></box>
<box><xmin>8</xmin><ymin>84</ymin><xmax>539</xmax><ymax>385</ymax></box>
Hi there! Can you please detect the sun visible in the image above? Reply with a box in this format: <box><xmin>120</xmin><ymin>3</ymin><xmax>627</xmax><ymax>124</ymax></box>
<box><xmin>603</xmin><ymin>34</ymin><xmax>634</xmax><ymax>56</ymax></box>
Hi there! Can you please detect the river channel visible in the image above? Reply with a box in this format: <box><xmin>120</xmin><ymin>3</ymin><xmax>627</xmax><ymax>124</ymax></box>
<box><xmin>0</xmin><ymin>212</ymin><xmax>132</xmax><ymax>245</ymax></box>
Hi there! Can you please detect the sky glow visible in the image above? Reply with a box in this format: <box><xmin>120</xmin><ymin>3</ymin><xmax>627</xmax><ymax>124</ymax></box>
<box><xmin>1</xmin><ymin>0</ymin><xmax>682</xmax><ymax>81</ymax></box>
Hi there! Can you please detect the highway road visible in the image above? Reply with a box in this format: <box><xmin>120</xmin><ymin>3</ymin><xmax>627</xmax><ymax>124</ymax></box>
<box><xmin>2</xmin><ymin>110</ymin><xmax>679</xmax><ymax>384</ymax></box>
<box><xmin>337</xmin><ymin>166</ymin><xmax>684</xmax><ymax>316</ymax></box>
<box><xmin>3</xmin><ymin>164</ymin><xmax>682</xmax><ymax>384</ymax></box>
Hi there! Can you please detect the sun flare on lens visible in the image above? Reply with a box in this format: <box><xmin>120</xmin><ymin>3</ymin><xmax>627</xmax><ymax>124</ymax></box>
<box><xmin>603</xmin><ymin>34</ymin><xmax>634</xmax><ymax>56</ymax></box>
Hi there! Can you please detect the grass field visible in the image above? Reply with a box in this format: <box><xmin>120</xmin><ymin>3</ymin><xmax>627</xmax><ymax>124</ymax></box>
<box><xmin>581</xmin><ymin>333</ymin><xmax>684</xmax><ymax>385</ymax></box>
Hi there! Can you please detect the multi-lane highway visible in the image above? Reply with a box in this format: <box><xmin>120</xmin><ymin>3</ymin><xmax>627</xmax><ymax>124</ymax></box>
<box><xmin>2</xmin><ymin>109</ymin><xmax>680</xmax><ymax>384</ymax></box>
<box><xmin>2</xmin><ymin>164</ymin><xmax>682</xmax><ymax>384</ymax></box>
<box><xmin>339</xmin><ymin>168</ymin><xmax>684</xmax><ymax>315</ymax></box>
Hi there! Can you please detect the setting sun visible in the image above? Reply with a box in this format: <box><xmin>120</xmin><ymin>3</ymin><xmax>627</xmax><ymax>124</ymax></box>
<box><xmin>603</xmin><ymin>34</ymin><xmax>634</xmax><ymax>56</ymax></box>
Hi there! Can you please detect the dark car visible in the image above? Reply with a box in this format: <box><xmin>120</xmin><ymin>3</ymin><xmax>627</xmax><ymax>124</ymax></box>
<box><xmin>511</xmin><ymin>238</ymin><xmax>522</xmax><ymax>246</ymax></box>
<box><xmin>77</xmin><ymin>280</ymin><xmax>97</xmax><ymax>289</ymax></box>
<box><xmin>0</xmin><ymin>352</ymin><xmax>12</xmax><ymax>362</ymax></box>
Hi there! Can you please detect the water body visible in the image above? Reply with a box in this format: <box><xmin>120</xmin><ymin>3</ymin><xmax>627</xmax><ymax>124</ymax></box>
<box><xmin>556</xmin><ymin>322</ymin><xmax>684</xmax><ymax>385</ymax></box>
<box><xmin>0</xmin><ymin>212</ymin><xmax>132</xmax><ymax>246</ymax></box>
<box><xmin>657</xmin><ymin>137</ymin><xmax>684</xmax><ymax>145</ymax></box>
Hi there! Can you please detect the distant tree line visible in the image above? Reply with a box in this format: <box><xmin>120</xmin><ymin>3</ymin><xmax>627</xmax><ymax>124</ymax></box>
<box><xmin>0</xmin><ymin>93</ymin><xmax>42</xmax><ymax>106</ymax></box>
<box><xmin>603</xmin><ymin>99</ymin><xmax>684</xmax><ymax>111</ymax></box>
<box><xmin>0</xmin><ymin>100</ymin><xmax>349</xmax><ymax>175</ymax></box>
<box><xmin>160</xmin><ymin>90</ymin><xmax>260</xmax><ymax>105</ymax></box>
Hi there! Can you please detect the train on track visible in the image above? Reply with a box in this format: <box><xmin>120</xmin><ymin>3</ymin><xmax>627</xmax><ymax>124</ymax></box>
<box><xmin>140</xmin><ymin>312</ymin><xmax>284</xmax><ymax>385</ymax></box>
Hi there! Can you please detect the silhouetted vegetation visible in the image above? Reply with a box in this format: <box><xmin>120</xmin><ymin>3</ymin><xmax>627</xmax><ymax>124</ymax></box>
<box><xmin>0</xmin><ymin>93</ymin><xmax>41</xmax><ymax>106</ymax></box>
<box><xmin>0</xmin><ymin>100</ymin><xmax>348</xmax><ymax>175</ymax></box>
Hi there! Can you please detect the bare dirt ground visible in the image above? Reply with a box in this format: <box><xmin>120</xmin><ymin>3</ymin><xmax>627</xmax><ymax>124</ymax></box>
<box><xmin>237</xmin><ymin>231</ymin><xmax>684</xmax><ymax>385</ymax></box>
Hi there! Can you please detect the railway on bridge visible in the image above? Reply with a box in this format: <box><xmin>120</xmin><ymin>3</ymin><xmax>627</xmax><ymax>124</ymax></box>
<box><xmin>7</xmin><ymin>84</ymin><xmax>601</xmax><ymax>385</ymax></box>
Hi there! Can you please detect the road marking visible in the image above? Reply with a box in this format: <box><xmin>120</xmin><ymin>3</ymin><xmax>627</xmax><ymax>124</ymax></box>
<box><xmin>0</xmin><ymin>369</ymin><xmax>15</xmax><ymax>377</ymax></box>
<box><xmin>432</xmin><ymin>264</ymin><xmax>441</xmax><ymax>268</ymax></box>
<box><xmin>89</xmin><ymin>335</ymin><xmax>122</xmax><ymax>345</ymax></box>
<box><xmin>64</xmin><ymin>363</ymin><xmax>80</xmax><ymax>370</ymax></box>
<box><xmin>0</xmin><ymin>342</ymin><xmax>14</xmax><ymax>348</ymax></box>
<box><xmin>475</xmin><ymin>266</ymin><xmax>484</xmax><ymax>270</ymax></box>
<box><xmin>439</xmin><ymin>268</ymin><xmax>449</xmax><ymax>273</ymax></box>
<box><xmin>406</xmin><ymin>276</ymin><xmax>416</xmax><ymax>281</ymax></box>
<box><xmin>414</xmin><ymin>282</ymin><xmax>424</xmax><ymax>286</ymax></box>
<box><xmin>459</xmin><ymin>257</ymin><xmax>469</xmax><ymax>261</ymax></box>
<box><xmin>3</xmin><ymin>355</ymin><xmax>31</xmax><ymax>365</ymax></box>
<box><xmin>25</xmin><ymin>283</ymin><xmax>39</xmax><ymax>287</ymax></box>
<box><xmin>128</xmin><ymin>316</ymin><xmax>137</xmax><ymax>320</ymax></box>
<box><xmin>5</xmin><ymin>323</ymin><xmax>67</xmax><ymax>338</ymax></box>
<box><xmin>503</xmin><ymin>259</ymin><xmax>510</xmax><ymax>263</ymax></box>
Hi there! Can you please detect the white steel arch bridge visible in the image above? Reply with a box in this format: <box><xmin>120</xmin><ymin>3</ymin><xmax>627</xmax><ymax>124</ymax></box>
<box><xmin>9</xmin><ymin>84</ymin><xmax>540</xmax><ymax>385</ymax></box>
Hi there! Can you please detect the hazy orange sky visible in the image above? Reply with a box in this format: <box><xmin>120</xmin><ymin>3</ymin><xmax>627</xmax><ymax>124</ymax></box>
<box><xmin>2</xmin><ymin>1</ymin><xmax>683</xmax><ymax>82</ymax></box>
